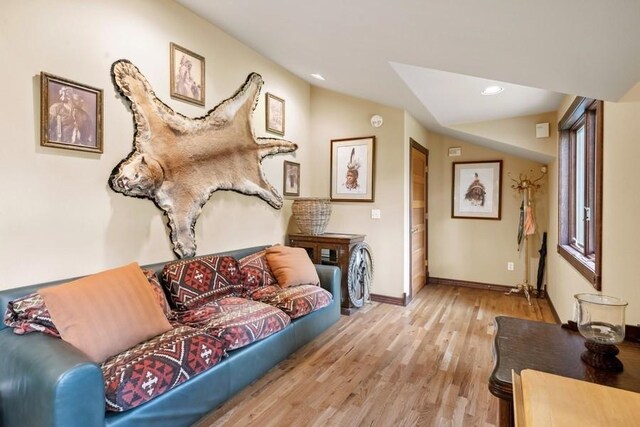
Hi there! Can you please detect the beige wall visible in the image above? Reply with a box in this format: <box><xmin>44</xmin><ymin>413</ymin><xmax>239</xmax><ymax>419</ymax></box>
<box><xmin>450</xmin><ymin>112</ymin><xmax>557</xmax><ymax>160</ymax></box>
<box><xmin>0</xmin><ymin>0</ymin><xmax>311</xmax><ymax>288</ymax></box>
<box><xmin>308</xmin><ymin>87</ymin><xmax>406</xmax><ymax>299</ymax></box>
<box><xmin>427</xmin><ymin>133</ymin><xmax>548</xmax><ymax>287</ymax></box>
<box><xmin>547</xmin><ymin>97</ymin><xmax>640</xmax><ymax>325</ymax></box>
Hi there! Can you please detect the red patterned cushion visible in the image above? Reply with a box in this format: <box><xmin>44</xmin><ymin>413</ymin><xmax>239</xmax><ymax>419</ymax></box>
<box><xmin>173</xmin><ymin>297</ymin><xmax>290</xmax><ymax>350</ymax></box>
<box><xmin>141</xmin><ymin>269</ymin><xmax>172</xmax><ymax>317</ymax></box>
<box><xmin>3</xmin><ymin>293</ymin><xmax>60</xmax><ymax>337</ymax></box>
<box><xmin>261</xmin><ymin>285</ymin><xmax>333</xmax><ymax>319</ymax></box>
<box><xmin>238</xmin><ymin>250</ymin><xmax>277</xmax><ymax>297</ymax></box>
<box><xmin>102</xmin><ymin>326</ymin><xmax>225</xmax><ymax>412</ymax></box>
<box><xmin>162</xmin><ymin>256</ymin><xmax>242</xmax><ymax>310</ymax></box>
<box><xmin>247</xmin><ymin>285</ymin><xmax>281</xmax><ymax>302</ymax></box>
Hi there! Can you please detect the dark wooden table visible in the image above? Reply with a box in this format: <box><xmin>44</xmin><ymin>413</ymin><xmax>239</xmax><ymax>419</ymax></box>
<box><xmin>288</xmin><ymin>233</ymin><xmax>365</xmax><ymax>315</ymax></box>
<box><xmin>489</xmin><ymin>316</ymin><xmax>640</xmax><ymax>427</ymax></box>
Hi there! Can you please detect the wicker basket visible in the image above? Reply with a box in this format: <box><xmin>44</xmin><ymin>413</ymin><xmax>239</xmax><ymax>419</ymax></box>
<box><xmin>291</xmin><ymin>198</ymin><xmax>332</xmax><ymax>235</ymax></box>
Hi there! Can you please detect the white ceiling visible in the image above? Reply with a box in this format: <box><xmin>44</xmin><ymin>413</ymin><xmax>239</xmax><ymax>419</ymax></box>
<box><xmin>177</xmin><ymin>0</ymin><xmax>640</xmax><ymax>160</ymax></box>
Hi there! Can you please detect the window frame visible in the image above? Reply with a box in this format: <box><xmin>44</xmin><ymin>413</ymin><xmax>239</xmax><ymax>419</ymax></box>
<box><xmin>557</xmin><ymin>97</ymin><xmax>603</xmax><ymax>289</ymax></box>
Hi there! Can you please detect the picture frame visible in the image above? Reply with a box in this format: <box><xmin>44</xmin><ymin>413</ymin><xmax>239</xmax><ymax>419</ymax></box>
<box><xmin>170</xmin><ymin>42</ymin><xmax>205</xmax><ymax>106</ymax></box>
<box><xmin>265</xmin><ymin>92</ymin><xmax>285</xmax><ymax>135</ymax></box>
<box><xmin>330</xmin><ymin>136</ymin><xmax>376</xmax><ymax>202</ymax></box>
<box><xmin>40</xmin><ymin>72</ymin><xmax>103</xmax><ymax>154</ymax></box>
<box><xmin>283</xmin><ymin>161</ymin><xmax>300</xmax><ymax>197</ymax></box>
<box><xmin>452</xmin><ymin>160</ymin><xmax>503</xmax><ymax>220</ymax></box>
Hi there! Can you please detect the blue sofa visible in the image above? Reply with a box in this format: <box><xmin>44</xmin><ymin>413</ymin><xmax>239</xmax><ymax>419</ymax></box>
<box><xmin>0</xmin><ymin>246</ymin><xmax>341</xmax><ymax>427</ymax></box>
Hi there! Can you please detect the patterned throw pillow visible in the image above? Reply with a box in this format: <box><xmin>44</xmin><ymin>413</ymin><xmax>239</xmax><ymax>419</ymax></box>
<box><xmin>141</xmin><ymin>269</ymin><xmax>172</xmax><ymax>317</ymax></box>
<box><xmin>3</xmin><ymin>293</ymin><xmax>60</xmax><ymax>337</ymax></box>
<box><xmin>162</xmin><ymin>256</ymin><xmax>242</xmax><ymax>310</ymax></box>
<box><xmin>102</xmin><ymin>326</ymin><xmax>226</xmax><ymax>412</ymax></box>
<box><xmin>238</xmin><ymin>250</ymin><xmax>278</xmax><ymax>297</ymax></box>
<box><xmin>173</xmin><ymin>297</ymin><xmax>290</xmax><ymax>351</ymax></box>
<box><xmin>263</xmin><ymin>284</ymin><xmax>333</xmax><ymax>319</ymax></box>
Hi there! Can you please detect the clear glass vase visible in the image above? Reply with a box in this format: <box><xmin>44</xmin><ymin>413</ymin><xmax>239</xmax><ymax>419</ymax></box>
<box><xmin>575</xmin><ymin>293</ymin><xmax>628</xmax><ymax>371</ymax></box>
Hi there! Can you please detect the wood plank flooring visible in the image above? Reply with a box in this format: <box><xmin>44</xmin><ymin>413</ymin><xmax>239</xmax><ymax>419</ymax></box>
<box><xmin>194</xmin><ymin>284</ymin><xmax>555</xmax><ymax>427</ymax></box>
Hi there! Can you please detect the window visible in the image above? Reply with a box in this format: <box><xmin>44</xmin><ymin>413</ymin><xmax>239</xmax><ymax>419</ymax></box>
<box><xmin>558</xmin><ymin>97</ymin><xmax>603</xmax><ymax>289</ymax></box>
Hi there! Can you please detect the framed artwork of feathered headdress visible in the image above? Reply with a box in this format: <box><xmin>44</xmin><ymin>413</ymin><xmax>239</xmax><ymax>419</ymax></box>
<box><xmin>330</xmin><ymin>136</ymin><xmax>376</xmax><ymax>202</ymax></box>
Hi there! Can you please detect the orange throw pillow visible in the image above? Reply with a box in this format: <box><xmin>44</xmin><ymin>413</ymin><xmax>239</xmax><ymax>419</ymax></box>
<box><xmin>265</xmin><ymin>246</ymin><xmax>320</xmax><ymax>288</ymax></box>
<box><xmin>38</xmin><ymin>263</ymin><xmax>172</xmax><ymax>363</ymax></box>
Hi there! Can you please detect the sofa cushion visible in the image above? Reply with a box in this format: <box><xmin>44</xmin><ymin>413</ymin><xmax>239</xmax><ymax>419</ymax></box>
<box><xmin>257</xmin><ymin>284</ymin><xmax>333</xmax><ymax>319</ymax></box>
<box><xmin>3</xmin><ymin>293</ymin><xmax>60</xmax><ymax>337</ymax></box>
<box><xmin>238</xmin><ymin>250</ymin><xmax>277</xmax><ymax>297</ymax></box>
<box><xmin>162</xmin><ymin>256</ymin><xmax>242</xmax><ymax>310</ymax></box>
<box><xmin>265</xmin><ymin>246</ymin><xmax>320</xmax><ymax>288</ymax></box>
<box><xmin>173</xmin><ymin>296</ymin><xmax>290</xmax><ymax>350</ymax></box>
<box><xmin>141</xmin><ymin>269</ymin><xmax>172</xmax><ymax>318</ymax></box>
<box><xmin>39</xmin><ymin>263</ymin><xmax>173</xmax><ymax>363</ymax></box>
<box><xmin>102</xmin><ymin>326</ymin><xmax>226</xmax><ymax>412</ymax></box>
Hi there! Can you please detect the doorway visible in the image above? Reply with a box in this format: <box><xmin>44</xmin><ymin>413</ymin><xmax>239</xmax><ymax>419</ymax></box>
<box><xmin>410</xmin><ymin>139</ymin><xmax>428</xmax><ymax>301</ymax></box>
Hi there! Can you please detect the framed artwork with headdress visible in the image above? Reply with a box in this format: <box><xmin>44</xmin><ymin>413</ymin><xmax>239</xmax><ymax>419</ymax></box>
<box><xmin>451</xmin><ymin>160</ymin><xmax>502</xmax><ymax>219</ymax></box>
<box><xmin>330</xmin><ymin>136</ymin><xmax>376</xmax><ymax>202</ymax></box>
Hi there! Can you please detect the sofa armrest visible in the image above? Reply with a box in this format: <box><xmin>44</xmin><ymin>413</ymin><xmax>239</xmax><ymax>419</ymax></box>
<box><xmin>0</xmin><ymin>329</ymin><xmax>105</xmax><ymax>427</ymax></box>
<box><xmin>315</xmin><ymin>264</ymin><xmax>341</xmax><ymax>301</ymax></box>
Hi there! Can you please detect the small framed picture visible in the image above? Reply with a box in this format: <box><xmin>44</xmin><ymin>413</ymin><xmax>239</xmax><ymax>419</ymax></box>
<box><xmin>452</xmin><ymin>160</ymin><xmax>503</xmax><ymax>220</ymax></box>
<box><xmin>170</xmin><ymin>42</ymin><xmax>205</xmax><ymax>106</ymax></box>
<box><xmin>40</xmin><ymin>72</ymin><xmax>103</xmax><ymax>153</ymax></box>
<box><xmin>266</xmin><ymin>92</ymin><xmax>285</xmax><ymax>135</ymax></box>
<box><xmin>330</xmin><ymin>136</ymin><xmax>376</xmax><ymax>202</ymax></box>
<box><xmin>283</xmin><ymin>161</ymin><xmax>300</xmax><ymax>197</ymax></box>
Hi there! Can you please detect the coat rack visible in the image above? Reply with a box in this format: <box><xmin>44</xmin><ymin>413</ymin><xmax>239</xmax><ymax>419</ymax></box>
<box><xmin>505</xmin><ymin>169</ymin><xmax>546</xmax><ymax>305</ymax></box>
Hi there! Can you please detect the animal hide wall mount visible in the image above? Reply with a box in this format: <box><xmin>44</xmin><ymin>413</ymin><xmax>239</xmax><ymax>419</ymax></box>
<box><xmin>109</xmin><ymin>60</ymin><xmax>298</xmax><ymax>258</ymax></box>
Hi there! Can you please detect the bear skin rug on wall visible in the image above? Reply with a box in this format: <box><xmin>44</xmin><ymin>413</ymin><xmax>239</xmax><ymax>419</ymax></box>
<box><xmin>109</xmin><ymin>60</ymin><xmax>298</xmax><ymax>258</ymax></box>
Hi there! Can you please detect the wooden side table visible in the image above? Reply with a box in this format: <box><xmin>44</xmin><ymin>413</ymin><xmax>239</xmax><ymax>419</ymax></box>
<box><xmin>288</xmin><ymin>233</ymin><xmax>365</xmax><ymax>315</ymax></box>
<box><xmin>489</xmin><ymin>316</ymin><xmax>640</xmax><ymax>427</ymax></box>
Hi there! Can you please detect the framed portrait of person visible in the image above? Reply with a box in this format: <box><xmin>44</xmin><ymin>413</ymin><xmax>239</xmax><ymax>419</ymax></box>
<box><xmin>451</xmin><ymin>160</ymin><xmax>502</xmax><ymax>219</ymax></box>
<box><xmin>330</xmin><ymin>136</ymin><xmax>376</xmax><ymax>202</ymax></box>
<box><xmin>283</xmin><ymin>161</ymin><xmax>300</xmax><ymax>197</ymax></box>
<box><xmin>170</xmin><ymin>42</ymin><xmax>205</xmax><ymax>106</ymax></box>
<box><xmin>265</xmin><ymin>93</ymin><xmax>285</xmax><ymax>135</ymax></box>
<box><xmin>40</xmin><ymin>72</ymin><xmax>103</xmax><ymax>154</ymax></box>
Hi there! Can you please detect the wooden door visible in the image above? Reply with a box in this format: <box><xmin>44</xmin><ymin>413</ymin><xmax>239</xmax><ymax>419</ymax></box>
<box><xmin>410</xmin><ymin>140</ymin><xmax>428</xmax><ymax>298</ymax></box>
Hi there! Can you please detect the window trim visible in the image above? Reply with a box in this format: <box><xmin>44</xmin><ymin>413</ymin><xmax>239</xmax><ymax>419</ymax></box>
<box><xmin>557</xmin><ymin>97</ymin><xmax>603</xmax><ymax>289</ymax></box>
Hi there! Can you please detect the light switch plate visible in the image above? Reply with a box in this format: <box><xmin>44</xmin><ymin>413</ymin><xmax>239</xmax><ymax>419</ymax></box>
<box><xmin>371</xmin><ymin>209</ymin><xmax>381</xmax><ymax>219</ymax></box>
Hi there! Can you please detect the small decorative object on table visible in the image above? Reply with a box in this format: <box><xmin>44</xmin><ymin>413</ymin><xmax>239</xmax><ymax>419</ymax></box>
<box><xmin>291</xmin><ymin>198</ymin><xmax>332</xmax><ymax>235</ymax></box>
<box><xmin>575</xmin><ymin>293</ymin><xmax>628</xmax><ymax>372</ymax></box>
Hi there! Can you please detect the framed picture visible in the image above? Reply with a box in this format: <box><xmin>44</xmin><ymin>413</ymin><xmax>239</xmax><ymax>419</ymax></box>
<box><xmin>330</xmin><ymin>136</ymin><xmax>376</xmax><ymax>202</ymax></box>
<box><xmin>266</xmin><ymin>93</ymin><xmax>285</xmax><ymax>135</ymax></box>
<box><xmin>452</xmin><ymin>160</ymin><xmax>502</xmax><ymax>220</ymax></box>
<box><xmin>283</xmin><ymin>161</ymin><xmax>300</xmax><ymax>197</ymax></box>
<box><xmin>40</xmin><ymin>72</ymin><xmax>103</xmax><ymax>153</ymax></box>
<box><xmin>170</xmin><ymin>42</ymin><xmax>205</xmax><ymax>106</ymax></box>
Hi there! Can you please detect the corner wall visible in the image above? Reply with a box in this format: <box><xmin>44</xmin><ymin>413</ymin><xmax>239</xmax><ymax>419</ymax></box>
<box><xmin>0</xmin><ymin>0</ymin><xmax>311</xmax><ymax>288</ymax></box>
<box><xmin>309</xmin><ymin>87</ymin><xmax>406</xmax><ymax>299</ymax></box>
<box><xmin>427</xmin><ymin>133</ymin><xmax>548</xmax><ymax>287</ymax></box>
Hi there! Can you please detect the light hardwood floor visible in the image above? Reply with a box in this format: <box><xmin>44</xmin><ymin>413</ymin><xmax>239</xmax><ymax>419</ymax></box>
<box><xmin>195</xmin><ymin>284</ymin><xmax>555</xmax><ymax>427</ymax></box>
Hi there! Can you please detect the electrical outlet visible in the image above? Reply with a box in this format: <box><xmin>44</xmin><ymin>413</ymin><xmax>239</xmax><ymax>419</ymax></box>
<box><xmin>507</xmin><ymin>262</ymin><xmax>515</xmax><ymax>271</ymax></box>
<box><xmin>371</xmin><ymin>209</ymin><xmax>381</xmax><ymax>219</ymax></box>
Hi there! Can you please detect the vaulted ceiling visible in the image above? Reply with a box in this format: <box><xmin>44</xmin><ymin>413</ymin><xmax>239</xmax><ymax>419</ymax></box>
<box><xmin>178</xmin><ymin>0</ymin><xmax>640</xmax><ymax>161</ymax></box>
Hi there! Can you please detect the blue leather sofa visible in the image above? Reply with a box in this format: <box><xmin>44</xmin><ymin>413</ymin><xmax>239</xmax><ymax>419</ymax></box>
<box><xmin>0</xmin><ymin>246</ymin><xmax>341</xmax><ymax>427</ymax></box>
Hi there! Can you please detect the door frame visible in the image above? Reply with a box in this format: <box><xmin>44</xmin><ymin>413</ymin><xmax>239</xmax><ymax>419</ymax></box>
<box><xmin>408</xmin><ymin>138</ymin><xmax>429</xmax><ymax>303</ymax></box>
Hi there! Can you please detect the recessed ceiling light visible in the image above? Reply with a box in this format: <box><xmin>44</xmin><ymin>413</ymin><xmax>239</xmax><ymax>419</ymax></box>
<box><xmin>311</xmin><ymin>73</ymin><xmax>325</xmax><ymax>81</ymax></box>
<box><xmin>481</xmin><ymin>85</ymin><xmax>504</xmax><ymax>95</ymax></box>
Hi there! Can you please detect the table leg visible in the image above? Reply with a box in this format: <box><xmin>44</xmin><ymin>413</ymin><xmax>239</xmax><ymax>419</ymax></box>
<box><xmin>498</xmin><ymin>398</ymin><xmax>514</xmax><ymax>427</ymax></box>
